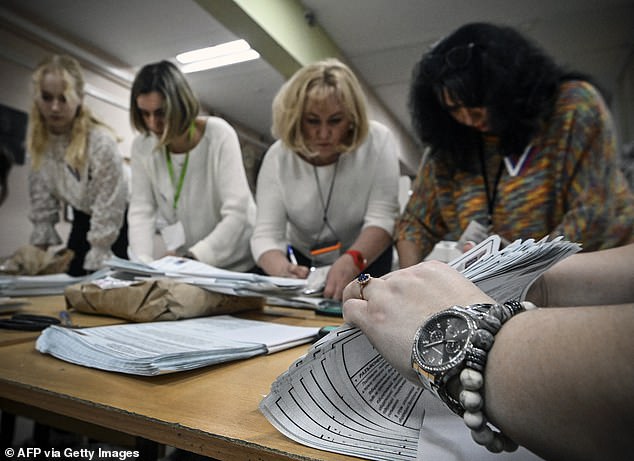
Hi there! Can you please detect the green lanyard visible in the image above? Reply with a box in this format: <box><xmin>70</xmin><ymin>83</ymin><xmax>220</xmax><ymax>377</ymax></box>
<box><xmin>164</xmin><ymin>123</ymin><xmax>196</xmax><ymax>210</ymax></box>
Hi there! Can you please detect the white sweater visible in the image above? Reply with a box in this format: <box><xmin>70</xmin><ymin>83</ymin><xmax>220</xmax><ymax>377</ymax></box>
<box><xmin>128</xmin><ymin>117</ymin><xmax>255</xmax><ymax>271</ymax></box>
<box><xmin>251</xmin><ymin>121</ymin><xmax>400</xmax><ymax>262</ymax></box>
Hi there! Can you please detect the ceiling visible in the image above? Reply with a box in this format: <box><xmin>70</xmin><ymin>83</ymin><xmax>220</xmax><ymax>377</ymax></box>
<box><xmin>2</xmin><ymin>0</ymin><xmax>633</xmax><ymax>156</ymax></box>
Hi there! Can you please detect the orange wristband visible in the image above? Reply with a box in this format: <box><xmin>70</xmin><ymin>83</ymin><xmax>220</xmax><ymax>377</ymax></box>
<box><xmin>345</xmin><ymin>250</ymin><xmax>367</xmax><ymax>271</ymax></box>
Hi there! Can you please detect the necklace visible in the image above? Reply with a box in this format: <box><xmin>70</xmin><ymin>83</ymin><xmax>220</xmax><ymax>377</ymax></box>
<box><xmin>312</xmin><ymin>158</ymin><xmax>341</xmax><ymax>242</ymax></box>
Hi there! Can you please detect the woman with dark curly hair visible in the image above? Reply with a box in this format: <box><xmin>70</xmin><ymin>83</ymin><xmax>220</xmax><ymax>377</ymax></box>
<box><xmin>396</xmin><ymin>22</ymin><xmax>634</xmax><ymax>267</ymax></box>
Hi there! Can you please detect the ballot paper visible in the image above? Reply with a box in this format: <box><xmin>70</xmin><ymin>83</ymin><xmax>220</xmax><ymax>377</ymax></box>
<box><xmin>260</xmin><ymin>236</ymin><xmax>580</xmax><ymax>461</ymax></box>
<box><xmin>36</xmin><ymin>315</ymin><xmax>320</xmax><ymax>376</ymax></box>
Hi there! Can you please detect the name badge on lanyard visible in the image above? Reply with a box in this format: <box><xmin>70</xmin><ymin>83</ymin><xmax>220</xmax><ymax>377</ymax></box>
<box><xmin>160</xmin><ymin>220</ymin><xmax>186</xmax><ymax>251</ymax></box>
<box><xmin>161</xmin><ymin>122</ymin><xmax>195</xmax><ymax>251</ymax></box>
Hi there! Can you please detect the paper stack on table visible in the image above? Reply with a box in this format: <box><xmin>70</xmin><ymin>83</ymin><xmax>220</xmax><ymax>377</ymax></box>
<box><xmin>260</xmin><ymin>236</ymin><xmax>581</xmax><ymax>461</ymax></box>
<box><xmin>36</xmin><ymin>315</ymin><xmax>320</xmax><ymax>376</ymax></box>
<box><xmin>0</xmin><ymin>269</ymin><xmax>107</xmax><ymax>297</ymax></box>
<box><xmin>105</xmin><ymin>255</ymin><xmax>338</xmax><ymax>310</ymax></box>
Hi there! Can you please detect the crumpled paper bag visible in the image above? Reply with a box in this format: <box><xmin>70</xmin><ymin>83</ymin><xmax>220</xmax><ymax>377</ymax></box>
<box><xmin>64</xmin><ymin>276</ymin><xmax>264</xmax><ymax>322</ymax></box>
<box><xmin>0</xmin><ymin>245</ymin><xmax>74</xmax><ymax>275</ymax></box>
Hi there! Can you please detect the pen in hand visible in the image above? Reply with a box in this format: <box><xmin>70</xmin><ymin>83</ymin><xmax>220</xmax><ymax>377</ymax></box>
<box><xmin>287</xmin><ymin>245</ymin><xmax>299</xmax><ymax>265</ymax></box>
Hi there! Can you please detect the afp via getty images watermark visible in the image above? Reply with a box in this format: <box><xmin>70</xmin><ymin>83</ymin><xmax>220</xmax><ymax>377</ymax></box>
<box><xmin>5</xmin><ymin>447</ymin><xmax>140</xmax><ymax>460</ymax></box>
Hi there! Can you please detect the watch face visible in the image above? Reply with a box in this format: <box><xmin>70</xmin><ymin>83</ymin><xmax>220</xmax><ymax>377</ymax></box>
<box><xmin>414</xmin><ymin>311</ymin><xmax>474</xmax><ymax>372</ymax></box>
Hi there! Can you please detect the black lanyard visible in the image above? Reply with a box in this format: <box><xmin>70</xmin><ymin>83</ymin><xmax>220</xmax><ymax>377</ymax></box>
<box><xmin>480</xmin><ymin>152</ymin><xmax>504</xmax><ymax>227</ymax></box>
<box><xmin>313</xmin><ymin>159</ymin><xmax>340</xmax><ymax>241</ymax></box>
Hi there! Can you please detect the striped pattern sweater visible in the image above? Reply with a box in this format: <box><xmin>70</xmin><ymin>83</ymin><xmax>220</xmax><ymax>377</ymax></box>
<box><xmin>396</xmin><ymin>80</ymin><xmax>634</xmax><ymax>259</ymax></box>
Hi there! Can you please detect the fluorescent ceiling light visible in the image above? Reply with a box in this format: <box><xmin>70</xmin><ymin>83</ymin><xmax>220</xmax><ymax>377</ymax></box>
<box><xmin>180</xmin><ymin>49</ymin><xmax>260</xmax><ymax>73</ymax></box>
<box><xmin>176</xmin><ymin>39</ymin><xmax>260</xmax><ymax>73</ymax></box>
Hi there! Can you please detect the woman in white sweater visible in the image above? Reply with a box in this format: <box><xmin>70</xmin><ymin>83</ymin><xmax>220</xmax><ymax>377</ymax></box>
<box><xmin>128</xmin><ymin>61</ymin><xmax>255</xmax><ymax>271</ymax></box>
<box><xmin>251</xmin><ymin>58</ymin><xmax>400</xmax><ymax>300</ymax></box>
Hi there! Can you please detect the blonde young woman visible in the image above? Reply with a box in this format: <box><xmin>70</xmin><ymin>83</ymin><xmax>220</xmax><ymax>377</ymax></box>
<box><xmin>27</xmin><ymin>54</ymin><xmax>128</xmax><ymax>276</ymax></box>
<box><xmin>127</xmin><ymin>61</ymin><xmax>255</xmax><ymax>271</ymax></box>
<box><xmin>250</xmin><ymin>58</ymin><xmax>401</xmax><ymax>300</ymax></box>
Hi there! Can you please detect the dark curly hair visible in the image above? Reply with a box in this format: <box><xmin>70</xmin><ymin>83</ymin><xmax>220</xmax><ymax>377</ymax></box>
<box><xmin>409</xmin><ymin>22</ymin><xmax>590</xmax><ymax>173</ymax></box>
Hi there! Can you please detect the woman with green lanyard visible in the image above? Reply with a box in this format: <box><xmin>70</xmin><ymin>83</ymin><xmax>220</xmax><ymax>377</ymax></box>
<box><xmin>128</xmin><ymin>60</ymin><xmax>255</xmax><ymax>271</ymax></box>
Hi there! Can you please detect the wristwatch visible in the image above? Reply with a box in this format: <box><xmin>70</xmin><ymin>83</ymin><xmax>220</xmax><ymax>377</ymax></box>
<box><xmin>411</xmin><ymin>301</ymin><xmax>525</xmax><ymax>415</ymax></box>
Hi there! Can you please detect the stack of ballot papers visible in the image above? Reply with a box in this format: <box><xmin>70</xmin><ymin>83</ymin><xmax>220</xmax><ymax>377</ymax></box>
<box><xmin>260</xmin><ymin>236</ymin><xmax>581</xmax><ymax>461</ymax></box>
<box><xmin>36</xmin><ymin>315</ymin><xmax>320</xmax><ymax>376</ymax></box>
<box><xmin>0</xmin><ymin>269</ymin><xmax>108</xmax><ymax>297</ymax></box>
<box><xmin>106</xmin><ymin>256</ymin><xmax>308</xmax><ymax>295</ymax></box>
<box><xmin>105</xmin><ymin>255</ymin><xmax>339</xmax><ymax>310</ymax></box>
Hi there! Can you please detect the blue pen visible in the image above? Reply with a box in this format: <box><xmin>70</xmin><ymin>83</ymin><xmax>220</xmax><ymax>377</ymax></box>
<box><xmin>287</xmin><ymin>245</ymin><xmax>299</xmax><ymax>265</ymax></box>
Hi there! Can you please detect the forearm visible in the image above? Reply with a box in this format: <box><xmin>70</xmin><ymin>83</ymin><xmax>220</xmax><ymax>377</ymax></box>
<box><xmin>396</xmin><ymin>239</ymin><xmax>423</xmax><ymax>268</ymax></box>
<box><xmin>347</xmin><ymin>226</ymin><xmax>392</xmax><ymax>266</ymax></box>
<box><xmin>323</xmin><ymin>227</ymin><xmax>393</xmax><ymax>300</ymax></box>
<box><xmin>29</xmin><ymin>174</ymin><xmax>62</xmax><ymax>246</ymax></box>
<box><xmin>189</xmin><ymin>206</ymin><xmax>252</xmax><ymax>267</ymax></box>
<box><xmin>86</xmin><ymin>189</ymin><xmax>127</xmax><ymax>267</ymax></box>
<box><xmin>486</xmin><ymin>305</ymin><xmax>634</xmax><ymax>461</ymax></box>
<box><xmin>127</xmin><ymin>205</ymin><xmax>156</xmax><ymax>263</ymax></box>
<box><xmin>526</xmin><ymin>243</ymin><xmax>634</xmax><ymax>306</ymax></box>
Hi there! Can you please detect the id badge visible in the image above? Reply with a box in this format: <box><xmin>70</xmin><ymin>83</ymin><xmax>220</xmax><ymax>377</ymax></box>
<box><xmin>160</xmin><ymin>221</ymin><xmax>186</xmax><ymax>251</ymax></box>
<box><xmin>309</xmin><ymin>240</ymin><xmax>341</xmax><ymax>266</ymax></box>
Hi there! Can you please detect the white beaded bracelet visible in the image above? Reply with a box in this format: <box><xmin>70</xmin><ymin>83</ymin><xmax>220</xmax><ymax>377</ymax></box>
<box><xmin>457</xmin><ymin>300</ymin><xmax>534</xmax><ymax>453</ymax></box>
<box><xmin>460</xmin><ymin>367</ymin><xmax>518</xmax><ymax>452</ymax></box>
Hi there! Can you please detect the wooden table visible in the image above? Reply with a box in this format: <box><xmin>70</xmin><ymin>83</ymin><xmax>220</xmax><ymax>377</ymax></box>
<box><xmin>0</xmin><ymin>296</ymin><xmax>355</xmax><ymax>460</ymax></box>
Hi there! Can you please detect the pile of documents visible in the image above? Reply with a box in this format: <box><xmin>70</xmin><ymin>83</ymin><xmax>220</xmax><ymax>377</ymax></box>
<box><xmin>104</xmin><ymin>255</ymin><xmax>342</xmax><ymax>310</ymax></box>
<box><xmin>36</xmin><ymin>315</ymin><xmax>320</xmax><ymax>376</ymax></box>
<box><xmin>0</xmin><ymin>269</ymin><xmax>107</xmax><ymax>297</ymax></box>
<box><xmin>262</xmin><ymin>323</ymin><xmax>424</xmax><ymax>460</ymax></box>
<box><xmin>105</xmin><ymin>255</ymin><xmax>306</xmax><ymax>295</ymax></box>
<box><xmin>1</xmin><ymin>253</ymin><xmax>337</xmax><ymax>309</ymax></box>
<box><xmin>260</xmin><ymin>236</ymin><xmax>581</xmax><ymax>461</ymax></box>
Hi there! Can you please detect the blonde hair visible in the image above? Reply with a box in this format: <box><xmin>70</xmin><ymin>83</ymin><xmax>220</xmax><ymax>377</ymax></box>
<box><xmin>27</xmin><ymin>54</ymin><xmax>113</xmax><ymax>171</ymax></box>
<box><xmin>272</xmin><ymin>58</ymin><xmax>369</xmax><ymax>156</ymax></box>
<box><xmin>130</xmin><ymin>60</ymin><xmax>200</xmax><ymax>147</ymax></box>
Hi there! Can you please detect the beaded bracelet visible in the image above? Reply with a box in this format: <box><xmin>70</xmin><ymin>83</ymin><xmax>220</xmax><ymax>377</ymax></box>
<box><xmin>458</xmin><ymin>300</ymin><xmax>532</xmax><ymax>453</ymax></box>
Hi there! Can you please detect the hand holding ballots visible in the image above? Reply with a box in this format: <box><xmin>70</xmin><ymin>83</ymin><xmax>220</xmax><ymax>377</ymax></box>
<box><xmin>259</xmin><ymin>235</ymin><xmax>581</xmax><ymax>461</ymax></box>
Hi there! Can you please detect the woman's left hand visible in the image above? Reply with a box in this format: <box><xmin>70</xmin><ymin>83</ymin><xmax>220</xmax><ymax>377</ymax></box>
<box><xmin>342</xmin><ymin>261</ymin><xmax>494</xmax><ymax>380</ymax></box>
<box><xmin>323</xmin><ymin>254</ymin><xmax>359</xmax><ymax>300</ymax></box>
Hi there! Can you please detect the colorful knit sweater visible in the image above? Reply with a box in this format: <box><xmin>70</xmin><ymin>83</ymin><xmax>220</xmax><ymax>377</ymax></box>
<box><xmin>396</xmin><ymin>80</ymin><xmax>634</xmax><ymax>260</ymax></box>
